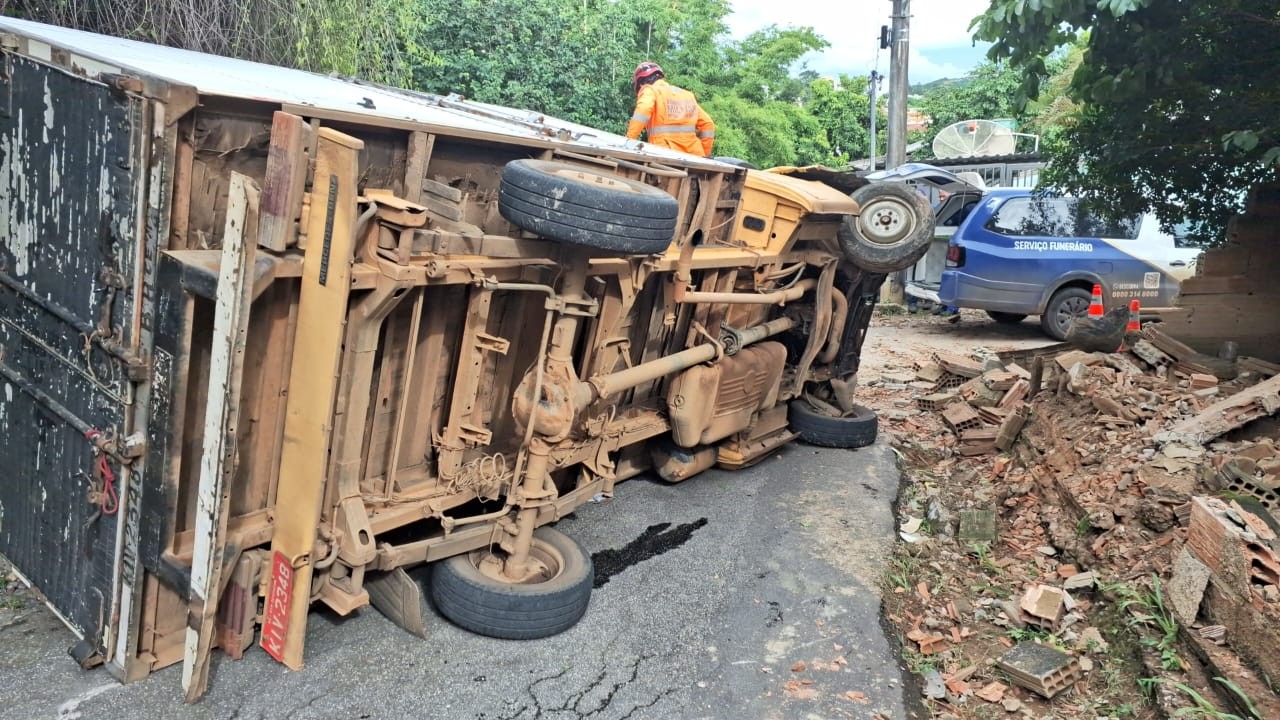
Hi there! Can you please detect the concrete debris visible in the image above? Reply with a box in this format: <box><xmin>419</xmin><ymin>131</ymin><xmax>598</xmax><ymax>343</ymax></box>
<box><xmin>957</xmin><ymin>509</ymin><xmax>997</xmax><ymax>543</ymax></box>
<box><xmin>1168</xmin><ymin>546</ymin><xmax>1213</xmax><ymax>625</ymax></box>
<box><xmin>1019</xmin><ymin>585</ymin><xmax>1066</xmax><ymax>631</ymax></box>
<box><xmin>922</xmin><ymin>669</ymin><xmax>947</xmax><ymax>700</ymax></box>
<box><xmin>869</xmin><ymin>323</ymin><xmax>1280</xmax><ymax>717</ymax></box>
<box><xmin>995</xmin><ymin>643</ymin><xmax>1082</xmax><ymax>699</ymax></box>
<box><xmin>1074</xmin><ymin>626</ymin><xmax>1108</xmax><ymax>653</ymax></box>
<box><xmin>1062</xmin><ymin>571</ymin><xmax>1096</xmax><ymax>591</ymax></box>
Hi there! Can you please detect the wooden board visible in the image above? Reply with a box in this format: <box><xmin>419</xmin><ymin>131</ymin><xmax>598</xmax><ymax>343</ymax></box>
<box><xmin>263</xmin><ymin>128</ymin><xmax>363</xmax><ymax>670</ymax></box>
<box><xmin>182</xmin><ymin>173</ymin><xmax>258</xmax><ymax>701</ymax></box>
<box><xmin>258</xmin><ymin>112</ymin><xmax>312</xmax><ymax>252</ymax></box>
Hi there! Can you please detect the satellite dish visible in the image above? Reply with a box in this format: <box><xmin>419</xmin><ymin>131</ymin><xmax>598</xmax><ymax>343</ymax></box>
<box><xmin>932</xmin><ymin>119</ymin><xmax>1017</xmax><ymax>159</ymax></box>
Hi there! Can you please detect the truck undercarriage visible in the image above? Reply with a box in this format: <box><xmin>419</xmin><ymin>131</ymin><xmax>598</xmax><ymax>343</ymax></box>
<box><xmin>0</xmin><ymin>18</ymin><xmax>934</xmax><ymax>699</ymax></box>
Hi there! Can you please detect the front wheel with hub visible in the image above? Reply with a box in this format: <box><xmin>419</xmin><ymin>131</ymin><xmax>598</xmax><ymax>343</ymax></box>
<box><xmin>837</xmin><ymin>183</ymin><xmax>935</xmax><ymax>273</ymax></box>
<box><xmin>429</xmin><ymin>526</ymin><xmax>593</xmax><ymax>640</ymax></box>
<box><xmin>1040</xmin><ymin>286</ymin><xmax>1093</xmax><ymax>341</ymax></box>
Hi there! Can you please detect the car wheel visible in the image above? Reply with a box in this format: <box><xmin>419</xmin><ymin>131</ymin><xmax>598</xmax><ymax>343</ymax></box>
<box><xmin>1040</xmin><ymin>286</ymin><xmax>1093</xmax><ymax>341</ymax></box>
<box><xmin>788</xmin><ymin>400</ymin><xmax>878</xmax><ymax>449</ymax></box>
<box><xmin>429</xmin><ymin>527</ymin><xmax>593</xmax><ymax>640</ymax></box>
<box><xmin>837</xmin><ymin>183</ymin><xmax>935</xmax><ymax>273</ymax></box>
<box><xmin>499</xmin><ymin>159</ymin><xmax>678</xmax><ymax>254</ymax></box>
<box><xmin>986</xmin><ymin>310</ymin><xmax>1028</xmax><ymax>325</ymax></box>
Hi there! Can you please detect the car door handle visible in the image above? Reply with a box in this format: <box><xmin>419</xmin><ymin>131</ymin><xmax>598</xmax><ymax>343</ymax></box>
<box><xmin>1170</xmin><ymin>261</ymin><xmax>1186</xmax><ymax>267</ymax></box>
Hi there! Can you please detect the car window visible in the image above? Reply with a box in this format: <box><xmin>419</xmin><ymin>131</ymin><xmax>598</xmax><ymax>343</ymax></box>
<box><xmin>986</xmin><ymin>197</ymin><xmax>1075</xmax><ymax>237</ymax></box>
<box><xmin>986</xmin><ymin>196</ymin><xmax>1139</xmax><ymax>239</ymax></box>
<box><xmin>950</xmin><ymin>199</ymin><xmax>979</xmax><ymax>227</ymax></box>
<box><xmin>1076</xmin><ymin>207</ymin><xmax>1139</xmax><ymax>240</ymax></box>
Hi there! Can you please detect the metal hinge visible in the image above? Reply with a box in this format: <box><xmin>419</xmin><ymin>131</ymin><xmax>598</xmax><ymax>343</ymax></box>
<box><xmin>474</xmin><ymin>332</ymin><xmax>510</xmax><ymax>355</ymax></box>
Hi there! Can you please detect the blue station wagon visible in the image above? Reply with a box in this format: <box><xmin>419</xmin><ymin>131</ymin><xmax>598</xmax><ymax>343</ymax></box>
<box><xmin>938</xmin><ymin>189</ymin><xmax>1201</xmax><ymax>339</ymax></box>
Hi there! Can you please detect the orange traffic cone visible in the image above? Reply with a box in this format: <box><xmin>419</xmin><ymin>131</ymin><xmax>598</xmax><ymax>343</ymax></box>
<box><xmin>1088</xmin><ymin>284</ymin><xmax>1105</xmax><ymax>317</ymax></box>
<box><xmin>1118</xmin><ymin>299</ymin><xmax>1141</xmax><ymax>352</ymax></box>
<box><xmin>1125</xmin><ymin>299</ymin><xmax>1141</xmax><ymax>333</ymax></box>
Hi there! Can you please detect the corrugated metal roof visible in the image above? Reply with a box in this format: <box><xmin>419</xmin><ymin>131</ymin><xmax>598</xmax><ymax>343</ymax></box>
<box><xmin>926</xmin><ymin>153</ymin><xmax>1043</xmax><ymax>166</ymax></box>
<box><xmin>0</xmin><ymin>17</ymin><xmax>721</xmax><ymax>167</ymax></box>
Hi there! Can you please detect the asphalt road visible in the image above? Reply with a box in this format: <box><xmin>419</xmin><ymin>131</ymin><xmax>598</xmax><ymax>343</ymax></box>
<box><xmin>2</xmin><ymin>442</ymin><xmax>912</xmax><ymax>720</ymax></box>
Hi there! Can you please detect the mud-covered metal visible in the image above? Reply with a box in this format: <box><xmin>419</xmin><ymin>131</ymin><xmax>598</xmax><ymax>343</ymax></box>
<box><xmin>0</xmin><ymin>19</ymin><xmax>923</xmax><ymax>699</ymax></box>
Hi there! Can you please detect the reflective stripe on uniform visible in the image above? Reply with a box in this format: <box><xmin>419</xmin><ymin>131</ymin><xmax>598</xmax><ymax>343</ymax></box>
<box><xmin>631</xmin><ymin>113</ymin><xmax>650</xmax><ymax>124</ymax></box>
<box><xmin>648</xmin><ymin>124</ymin><xmax>697</xmax><ymax>135</ymax></box>
<box><xmin>696</xmin><ymin>130</ymin><xmax>715</xmax><ymax>139</ymax></box>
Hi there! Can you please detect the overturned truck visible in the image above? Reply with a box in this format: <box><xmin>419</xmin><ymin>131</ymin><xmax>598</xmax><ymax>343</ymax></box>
<box><xmin>0</xmin><ymin>18</ymin><xmax>934</xmax><ymax>697</ymax></box>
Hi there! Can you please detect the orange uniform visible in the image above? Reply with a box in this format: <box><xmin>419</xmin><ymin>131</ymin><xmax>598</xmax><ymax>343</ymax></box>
<box><xmin>626</xmin><ymin>79</ymin><xmax>715</xmax><ymax>157</ymax></box>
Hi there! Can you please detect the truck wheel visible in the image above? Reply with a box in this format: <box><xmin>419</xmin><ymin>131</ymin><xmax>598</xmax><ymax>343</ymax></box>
<box><xmin>838</xmin><ymin>183</ymin><xmax>935</xmax><ymax>273</ymax></box>
<box><xmin>499</xmin><ymin>159</ymin><xmax>678</xmax><ymax>254</ymax></box>
<box><xmin>429</xmin><ymin>527</ymin><xmax>592</xmax><ymax>640</ymax></box>
<box><xmin>986</xmin><ymin>310</ymin><xmax>1028</xmax><ymax>324</ymax></box>
<box><xmin>788</xmin><ymin>400</ymin><xmax>878</xmax><ymax>449</ymax></box>
<box><xmin>1040</xmin><ymin>286</ymin><xmax>1093</xmax><ymax>341</ymax></box>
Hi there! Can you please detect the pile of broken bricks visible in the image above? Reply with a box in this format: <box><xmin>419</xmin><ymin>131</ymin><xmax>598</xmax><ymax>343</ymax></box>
<box><xmin>904</xmin><ymin>565</ymin><xmax>1105</xmax><ymax>710</ymax></box>
<box><xmin>915</xmin><ymin>351</ymin><xmax>1033</xmax><ymax>456</ymax></box>
<box><xmin>888</xmin><ymin>322</ymin><xmax>1280</xmax><ymax>717</ymax></box>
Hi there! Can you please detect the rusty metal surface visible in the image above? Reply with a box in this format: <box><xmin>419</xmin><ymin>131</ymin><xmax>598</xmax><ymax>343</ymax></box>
<box><xmin>667</xmin><ymin>342</ymin><xmax>787</xmax><ymax>447</ymax></box>
<box><xmin>0</xmin><ymin>55</ymin><xmax>144</xmax><ymax>638</ymax></box>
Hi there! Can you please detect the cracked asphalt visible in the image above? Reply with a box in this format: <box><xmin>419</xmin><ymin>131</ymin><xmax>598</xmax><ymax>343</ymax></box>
<box><xmin>1</xmin><ymin>442</ymin><xmax>913</xmax><ymax>720</ymax></box>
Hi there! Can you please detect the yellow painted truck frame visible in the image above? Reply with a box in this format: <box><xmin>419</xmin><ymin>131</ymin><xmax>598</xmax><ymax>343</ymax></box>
<box><xmin>0</xmin><ymin>19</ymin><xmax>936</xmax><ymax>699</ymax></box>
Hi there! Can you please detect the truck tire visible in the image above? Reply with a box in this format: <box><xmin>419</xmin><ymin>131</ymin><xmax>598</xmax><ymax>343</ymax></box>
<box><xmin>789</xmin><ymin>400</ymin><xmax>878</xmax><ymax>449</ymax></box>
<box><xmin>838</xmin><ymin>183</ymin><xmax>935</xmax><ymax>273</ymax></box>
<box><xmin>499</xmin><ymin>159</ymin><xmax>678</xmax><ymax>254</ymax></box>
<box><xmin>429</xmin><ymin>527</ymin><xmax>592</xmax><ymax>640</ymax></box>
<box><xmin>986</xmin><ymin>310</ymin><xmax>1028</xmax><ymax>324</ymax></box>
<box><xmin>1040</xmin><ymin>286</ymin><xmax>1093</xmax><ymax>341</ymax></box>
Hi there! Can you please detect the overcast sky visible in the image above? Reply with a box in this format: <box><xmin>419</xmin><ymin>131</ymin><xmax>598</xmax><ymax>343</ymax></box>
<box><xmin>725</xmin><ymin>0</ymin><xmax>993</xmax><ymax>85</ymax></box>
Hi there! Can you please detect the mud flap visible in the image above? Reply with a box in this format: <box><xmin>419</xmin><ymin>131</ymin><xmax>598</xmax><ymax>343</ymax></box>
<box><xmin>365</xmin><ymin>568</ymin><xmax>428</xmax><ymax>638</ymax></box>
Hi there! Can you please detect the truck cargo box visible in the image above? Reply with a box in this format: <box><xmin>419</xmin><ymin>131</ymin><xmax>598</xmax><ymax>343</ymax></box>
<box><xmin>0</xmin><ymin>18</ymin><xmax>932</xmax><ymax>699</ymax></box>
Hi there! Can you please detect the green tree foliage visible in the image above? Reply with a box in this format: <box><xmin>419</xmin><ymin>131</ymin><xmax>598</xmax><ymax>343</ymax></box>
<box><xmin>408</xmin><ymin>0</ymin><xmax>856</xmax><ymax>167</ymax></box>
<box><xmin>913</xmin><ymin>61</ymin><xmax>1032</xmax><ymax>159</ymax></box>
<box><xmin>4</xmin><ymin>0</ymin><xmax>890</xmax><ymax>169</ymax></box>
<box><xmin>972</xmin><ymin>0</ymin><xmax>1280</xmax><ymax>235</ymax></box>
<box><xmin>408</xmin><ymin>0</ymin><xmax>648</xmax><ymax>131</ymax></box>
<box><xmin>4</xmin><ymin>0</ymin><xmax>422</xmax><ymax>84</ymax></box>
<box><xmin>805</xmin><ymin>75</ymin><xmax>883</xmax><ymax>164</ymax></box>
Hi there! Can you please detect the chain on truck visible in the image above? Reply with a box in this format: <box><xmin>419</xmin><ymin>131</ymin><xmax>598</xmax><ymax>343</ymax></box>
<box><xmin>0</xmin><ymin>18</ymin><xmax>935</xmax><ymax>699</ymax></box>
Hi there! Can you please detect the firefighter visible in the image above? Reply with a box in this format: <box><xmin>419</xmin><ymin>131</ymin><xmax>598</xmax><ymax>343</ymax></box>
<box><xmin>626</xmin><ymin>62</ymin><xmax>715</xmax><ymax>157</ymax></box>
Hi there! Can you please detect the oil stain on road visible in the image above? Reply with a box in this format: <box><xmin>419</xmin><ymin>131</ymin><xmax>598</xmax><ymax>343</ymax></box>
<box><xmin>591</xmin><ymin>518</ymin><xmax>708</xmax><ymax>588</ymax></box>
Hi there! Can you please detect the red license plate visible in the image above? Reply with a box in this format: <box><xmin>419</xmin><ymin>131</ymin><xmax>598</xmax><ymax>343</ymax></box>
<box><xmin>260</xmin><ymin>551</ymin><xmax>293</xmax><ymax>663</ymax></box>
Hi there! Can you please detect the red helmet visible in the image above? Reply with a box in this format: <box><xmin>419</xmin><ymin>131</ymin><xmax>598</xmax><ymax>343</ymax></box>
<box><xmin>633</xmin><ymin>62</ymin><xmax>664</xmax><ymax>93</ymax></box>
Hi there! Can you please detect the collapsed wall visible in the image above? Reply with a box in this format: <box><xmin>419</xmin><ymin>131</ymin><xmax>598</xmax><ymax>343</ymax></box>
<box><xmin>1163</xmin><ymin>184</ymin><xmax>1280</xmax><ymax>360</ymax></box>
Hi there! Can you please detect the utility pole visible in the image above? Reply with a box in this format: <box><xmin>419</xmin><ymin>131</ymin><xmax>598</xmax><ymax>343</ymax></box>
<box><xmin>881</xmin><ymin>0</ymin><xmax>911</xmax><ymax>305</ymax></box>
<box><xmin>867</xmin><ymin>70</ymin><xmax>879</xmax><ymax>169</ymax></box>
<box><xmin>886</xmin><ymin>0</ymin><xmax>910</xmax><ymax>169</ymax></box>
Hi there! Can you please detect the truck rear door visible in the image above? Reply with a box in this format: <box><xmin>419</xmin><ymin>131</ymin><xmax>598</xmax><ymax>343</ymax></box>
<box><xmin>0</xmin><ymin>51</ymin><xmax>155</xmax><ymax>666</ymax></box>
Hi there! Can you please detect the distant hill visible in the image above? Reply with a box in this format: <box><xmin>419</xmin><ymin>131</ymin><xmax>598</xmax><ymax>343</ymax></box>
<box><xmin>909</xmin><ymin>77</ymin><xmax>971</xmax><ymax>95</ymax></box>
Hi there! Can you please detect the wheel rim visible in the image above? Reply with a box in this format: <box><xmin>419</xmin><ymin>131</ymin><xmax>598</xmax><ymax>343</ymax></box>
<box><xmin>1055</xmin><ymin>296</ymin><xmax>1090</xmax><ymax>333</ymax></box>
<box><xmin>549</xmin><ymin>167</ymin><xmax>642</xmax><ymax>194</ymax></box>
<box><xmin>857</xmin><ymin>196</ymin><xmax>916</xmax><ymax>245</ymax></box>
<box><xmin>469</xmin><ymin>539</ymin><xmax>566</xmax><ymax>585</ymax></box>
